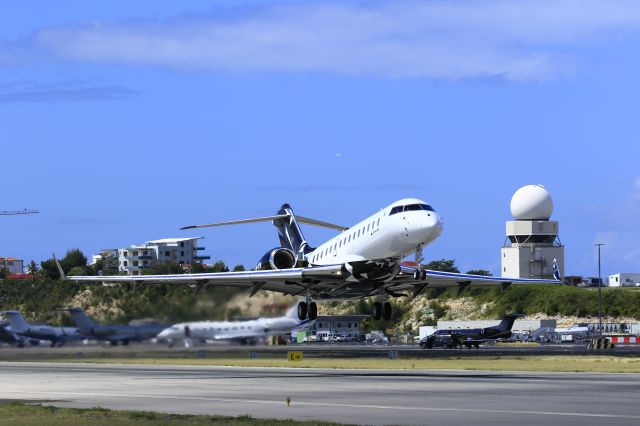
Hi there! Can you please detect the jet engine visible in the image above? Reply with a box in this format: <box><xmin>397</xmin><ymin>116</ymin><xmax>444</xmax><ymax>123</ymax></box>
<box><xmin>256</xmin><ymin>248</ymin><xmax>297</xmax><ymax>270</ymax></box>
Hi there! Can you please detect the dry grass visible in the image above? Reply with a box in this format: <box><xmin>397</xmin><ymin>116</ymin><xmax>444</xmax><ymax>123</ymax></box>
<box><xmin>21</xmin><ymin>355</ymin><xmax>640</xmax><ymax>373</ymax></box>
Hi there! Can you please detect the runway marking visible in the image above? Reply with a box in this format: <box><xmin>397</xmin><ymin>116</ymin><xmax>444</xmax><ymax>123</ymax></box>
<box><xmin>2</xmin><ymin>389</ymin><xmax>640</xmax><ymax>420</ymax></box>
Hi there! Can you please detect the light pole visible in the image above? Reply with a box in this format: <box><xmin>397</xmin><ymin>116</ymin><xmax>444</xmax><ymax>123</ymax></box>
<box><xmin>595</xmin><ymin>243</ymin><xmax>605</xmax><ymax>335</ymax></box>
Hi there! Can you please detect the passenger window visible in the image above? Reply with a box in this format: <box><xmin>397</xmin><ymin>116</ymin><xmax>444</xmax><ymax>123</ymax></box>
<box><xmin>377</xmin><ymin>218</ymin><xmax>380</xmax><ymax>226</ymax></box>
<box><xmin>367</xmin><ymin>224</ymin><xmax>370</xmax><ymax>232</ymax></box>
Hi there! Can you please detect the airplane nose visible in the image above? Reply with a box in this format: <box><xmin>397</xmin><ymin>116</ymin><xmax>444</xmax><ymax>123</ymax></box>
<box><xmin>401</xmin><ymin>213</ymin><xmax>442</xmax><ymax>244</ymax></box>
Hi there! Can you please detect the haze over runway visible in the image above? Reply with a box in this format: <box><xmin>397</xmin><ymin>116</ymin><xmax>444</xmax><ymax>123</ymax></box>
<box><xmin>1</xmin><ymin>362</ymin><xmax>639</xmax><ymax>425</ymax></box>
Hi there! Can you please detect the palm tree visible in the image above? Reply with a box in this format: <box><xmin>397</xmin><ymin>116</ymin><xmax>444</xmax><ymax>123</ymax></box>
<box><xmin>27</xmin><ymin>260</ymin><xmax>39</xmax><ymax>279</ymax></box>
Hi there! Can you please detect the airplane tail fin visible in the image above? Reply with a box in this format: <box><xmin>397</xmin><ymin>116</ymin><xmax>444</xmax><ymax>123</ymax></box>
<box><xmin>180</xmin><ymin>204</ymin><xmax>347</xmax><ymax>261</ymax></box>
<box><xmin>273</xmin><ymin>204</ymin><xmax>313</xmax><ymax>259</ymax></box>
<box><xmin>66</xmin><ymin>307</ymin><xmax>97</xmax><ymax>330</ymax></box>
<box><xmin>1</xmin><ymin>311</ymin><xmax>30</xmax><ymax>332</ymax></box>
<box><xmin>495</xmin><ymin>313</ymin><xmax>523</xmax><ymax>332</ymax></box>
<box><xmin>552</xmin><ymin>257</ymin><xmax>561</xmax><ymax>281</ymax></box>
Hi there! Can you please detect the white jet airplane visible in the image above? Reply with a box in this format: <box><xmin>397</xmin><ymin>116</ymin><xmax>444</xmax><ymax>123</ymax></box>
<box><xmin>64</xmin><ymin>198</ymin><xmax>559</xmax><ymax>322</ymax></box>
<box><xmin>157</xmin><ymin>305</ymin><xmax>313</xmax><ymax>347</ymax></box>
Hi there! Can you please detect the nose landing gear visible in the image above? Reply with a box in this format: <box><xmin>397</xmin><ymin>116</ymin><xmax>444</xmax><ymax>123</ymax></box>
<box><xmin>413</xmin><ymin>243</ymin><xmax>427</xmax><ymax>281</ymax></box>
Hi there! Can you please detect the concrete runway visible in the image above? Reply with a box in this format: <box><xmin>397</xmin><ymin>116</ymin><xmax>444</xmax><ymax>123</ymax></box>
<box><xmin>1</xmin><ymin>362</ymin><xmax>640</xmax><ymax>425</ymax></box>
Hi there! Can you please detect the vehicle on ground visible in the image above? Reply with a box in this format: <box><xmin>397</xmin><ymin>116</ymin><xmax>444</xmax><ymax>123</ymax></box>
<box><xmin>0</xmin><ymin>311</ymin><xmax>85</xmax><ymax>347</ymax></box>
<box><xmin>420</xmin><ymin>314</ymin><xmax>523</xmax><ymax>349</ymax></box>
<box><xmin>156</xmin><ymin>303</ymin><xmax>313</xmax><ymax>347</ymax></box>
<box><xmin>60</xmin><ymin>307</ymin><xmax>168</xmax><ymax>346</ymax></box>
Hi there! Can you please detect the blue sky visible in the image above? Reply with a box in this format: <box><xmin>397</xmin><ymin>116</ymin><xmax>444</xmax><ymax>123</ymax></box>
<box><xmin>1</xmin><ymin>0</ymin><xmax>639</xmax><ymax>277</ymax></box>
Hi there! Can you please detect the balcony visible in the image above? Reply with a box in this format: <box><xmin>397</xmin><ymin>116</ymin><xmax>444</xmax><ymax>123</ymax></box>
<box><xmin>193</xmin><ymin>255</ymin><xmax>210</xmax><ymax>260</ymax></box>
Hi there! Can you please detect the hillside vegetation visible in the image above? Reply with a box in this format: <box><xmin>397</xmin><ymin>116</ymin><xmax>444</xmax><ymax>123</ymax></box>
<box><xmin>1</xmin><ymin>253</ymin><xmax>638</xmax><ymax>330</ymax></box>
<box><xmin>2</xmin><ymin>278</ymin><xmax>639</xmax><ymax>331</ymax></box>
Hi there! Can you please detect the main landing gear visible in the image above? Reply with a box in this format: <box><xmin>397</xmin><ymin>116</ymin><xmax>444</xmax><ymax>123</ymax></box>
<box><xmin>297</xmin><ymin>300</ymin><xmax>318</xmax><ymax>321</ymax></box>
<box><xmin>371</xmin><ymin>300</ymin><xmax>392</xmax><ymax>321</ymax></box>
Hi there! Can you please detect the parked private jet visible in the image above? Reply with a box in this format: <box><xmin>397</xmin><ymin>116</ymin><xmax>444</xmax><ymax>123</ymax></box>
<box><xmin>157</xmin><ymin>304</ymin><xmax>313</xmax><ymax>347</ymax></box>
<box><xmin>60</xmin><ymin>307</ymin><xmax>168</xmax><ymax>345</ymax></box>
<box><xmin>419</xmin><ymin>313</ymin><xmax>524</xmax><ymax>349</ymax></box>
<box><xmin>1</xmin><ymin>311</ymin><xmax>85</xmax><ymax>347</ymax></box>
<box><xmin>64</xmin><ymin>198</ymin><xmax>560</xmax><ymax>322</ymax></box>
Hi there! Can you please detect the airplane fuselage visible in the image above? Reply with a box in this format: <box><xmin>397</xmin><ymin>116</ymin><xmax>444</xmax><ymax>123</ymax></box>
<box><xmin>307</xmin><ymin>198</ymin><xmax>442</xmax><ymax>266</ymax></box>
<box><xmin>158</xmin><ymin>316</ymin><xmax>310</xmax><ymax>343</ymax></box>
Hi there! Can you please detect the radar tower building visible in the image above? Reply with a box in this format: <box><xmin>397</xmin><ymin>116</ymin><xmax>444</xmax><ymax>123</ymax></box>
<box><xmin>501</xmin><ymin>185</ymin><xmax>564</xmax><ymax>280</ymax></box>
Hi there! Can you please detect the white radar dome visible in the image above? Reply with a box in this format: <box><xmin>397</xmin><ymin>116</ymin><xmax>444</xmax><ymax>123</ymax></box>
<box><xmin>510</xmin><ymin>184</ymin><xmax>553</xmax><ymax>220</ymax></box>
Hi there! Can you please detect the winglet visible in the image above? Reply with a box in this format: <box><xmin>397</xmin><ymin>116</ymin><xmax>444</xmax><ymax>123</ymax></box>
<box><xmin>53</xmin><ymin>253</ymin><xmax>66</xmax><ymax>280</ymax></box>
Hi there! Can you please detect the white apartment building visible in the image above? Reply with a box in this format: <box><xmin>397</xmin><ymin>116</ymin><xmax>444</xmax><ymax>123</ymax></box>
<box><xmin>115</xmin><ymin>237</ymin><xmax>209</xmax><ymax>275</ymax></box>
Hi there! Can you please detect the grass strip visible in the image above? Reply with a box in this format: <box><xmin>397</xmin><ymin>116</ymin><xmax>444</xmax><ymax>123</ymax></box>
<box><xmin>7</xmin><ymin>355</ymin><xmax>640</xmax><ymax>373</ymax></box>
<box><xmin>0</xmin><ymin>402</ymin><xmax>345</xmax><ymax>426</ymax></box>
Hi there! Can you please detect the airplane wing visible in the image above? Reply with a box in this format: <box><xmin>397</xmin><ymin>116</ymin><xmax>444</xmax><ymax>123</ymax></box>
<box><xmin>65</xmin><ymin>262</ymin><xmax>558</xmax><ymax>300</ymax></box>
<box><xmin>388</xmin><ymin>266</ymin><xmax>560</xmax><ymax>297</ymax></box>
<box><xmin>65</xmin><ymin>265</ymin><xmax>346</xmax><ymax>298</ymax></box>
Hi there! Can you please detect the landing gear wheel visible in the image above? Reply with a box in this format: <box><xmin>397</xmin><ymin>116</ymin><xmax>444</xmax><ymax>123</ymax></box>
<box><xmin>297</xmin><ymin>301</ymin><xmax>308</xmax><ymax>320</ymax></box>
<box><xmin>420</xmin><ymin>270</ymin><xmax>427</xmax><ymax>280</ymax></box>
<box><xmin>382</xmin><ymin>302</ymin><xmax>392</xmax><ymax>321</ymax></box>
<box><xmin>413</xmin><ymin>270</ymin><xmax>420</xmax><ymax>280</ymax></box>
<box><xmin>371</xmin><ymin>302</ymin><xmax>382</xmax><ymax>320</ymax></box>
<box><xmin>308</xmin><ymin>302</ymin><xmax>318</xmax><ymax>321</ymax></box>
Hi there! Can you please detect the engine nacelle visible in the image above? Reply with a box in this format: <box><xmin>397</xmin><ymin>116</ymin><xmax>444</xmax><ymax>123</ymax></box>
<box><xmin>256</xmin><ymin>247</ymin><xmax>297</xmax><ymax>270</ymax></box>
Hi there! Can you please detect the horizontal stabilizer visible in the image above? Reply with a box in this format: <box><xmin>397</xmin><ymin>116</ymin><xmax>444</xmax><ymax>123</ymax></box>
<box><xmin>181</xmin><ymin>212</ymin><xmax>347</xmax><ymax>231</ymax></box>
<box><xmin>181</xmin><ymin>214</ymin><xmax>289</xmax><ymax>230</ymax></box>
<box><xmin>296</xmin><ymin>215</ymin><xmax>348</xmax><ymax>231</ymax></box>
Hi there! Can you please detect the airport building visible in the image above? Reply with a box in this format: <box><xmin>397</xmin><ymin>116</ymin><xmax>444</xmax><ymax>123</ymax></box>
<box><xmin>110</xmin><ymin>237</ymin><xmax>210</xmax><ymax>275</ymax></box>
<box><xmin>501</xmin><ymin>185</ymin><xmax>564</xmax><ymax>280</ymax></box>
<box><xmin>0</xmin><ymin>257</ymin><xmax>23</xmax><ymax>274</ymax></box>
<box><xmin>608</xmin><ymin>273</ymin><xmax>640</xmax><ymax>287</ymax></box>
<box><xmin>305</xmin><ymin>315</ymin><xmax>368</xmax><ymax>339</ymax></box>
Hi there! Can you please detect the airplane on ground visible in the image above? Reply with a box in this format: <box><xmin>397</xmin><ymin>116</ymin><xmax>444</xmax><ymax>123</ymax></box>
<box><xmin>64</xmin><ymin>198</ymin><xmax>560</xmax><ymax>322</ymax></box>
<box><xmin>0</xmin><ymin>322</ymin><xmax>34</xmax><ymax>348</ymax></box>
<box><xmin>419</xmin><ymin>313</ymin><xmax>523</xmax><ymax>349</ymax></box>
<box><xmin>1</xmin><ymin>311</ymin><xmax>85</xmax><ymax>347</ymax></box>
<box><xmin>156</xmin><ymin>304</ymin><xmax>313</xmax><ymax>347</ymax></box>
<box><xmin>60</xmin><ymin>307</ymin><xmax>168</xmax><ymax>345</ymax></box>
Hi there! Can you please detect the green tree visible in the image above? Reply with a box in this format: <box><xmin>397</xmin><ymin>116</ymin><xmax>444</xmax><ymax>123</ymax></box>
<box><xmin>465</xmin><ymin>269</ymin><xmax>492</xmax><ymax>276</ymax></box>
<box><xmin>40</xmin><ymin>258</ymin><xmax>60</xmax><ymax>279</ymax></box>
<box><xmin>425</xmin><ymin>259</ymin><xmax>459</xmax><ymax>272</ymax></box>
<box><xmin>208</xmin><ymin>260</ymin><xmax>229</xmax><ymax>273</ymax></box>
<box><xmin>68</xmin><ymin>266</ymin><xmax>90</xmax><ymax>276</ymax></box>
<box><xmin>232</xmin><ymin>264</ymin><xmax>245</xmax><ymax>272</ymax></box>
<box><xmin>27</xmin><ymin>260</ymin><xmax>39</xmax><ymax>277</ymax></box>
<box><xmin>61</xmin><ymin>249</ymin><xmax>88</xmax><ymax>272</ymax></box>
<box><xmin>190</xmin><ymin>263</ymin><xmax>207</xmax><ymax>273</ymax></box>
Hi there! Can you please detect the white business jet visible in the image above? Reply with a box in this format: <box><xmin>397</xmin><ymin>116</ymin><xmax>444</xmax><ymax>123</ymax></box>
<box><xmin>65</xmin><ymin>198</ymin><xmax>559</xmax><ymax>322</ymax></box>
<box><xmin>157</xmin><ymin>304</ymin><xmax>312</xmax><ymax>347</ymax></box>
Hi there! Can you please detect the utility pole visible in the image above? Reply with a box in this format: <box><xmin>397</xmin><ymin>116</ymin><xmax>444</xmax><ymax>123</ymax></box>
<box><xmin>595</xmin><ymin>243</ymin><xmax>605</xmax><ymax>335</ymax></box>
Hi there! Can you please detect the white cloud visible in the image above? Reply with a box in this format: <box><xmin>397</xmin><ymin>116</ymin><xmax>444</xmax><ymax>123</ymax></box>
<box><xmin>5</xmin><ymin>0</ymin><xmax>640</xmax><ymax>80</ymax></box>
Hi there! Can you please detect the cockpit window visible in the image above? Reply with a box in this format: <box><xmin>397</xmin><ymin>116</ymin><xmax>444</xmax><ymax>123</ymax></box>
<box><xmin>389</xmin><ymin>204</ymin><xmax>435</xmax><ymax>215</ymax></box>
